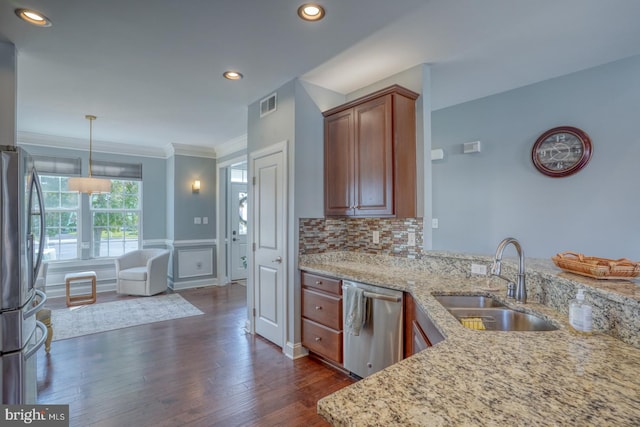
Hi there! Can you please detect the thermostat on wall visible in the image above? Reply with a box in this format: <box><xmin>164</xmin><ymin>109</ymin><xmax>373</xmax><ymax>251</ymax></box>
<box><xmin>431</xmin><ymin>148</ymin><xmax>444</xmax><ymax>160</ymax></box>
<box><xmin>463</xmin><ymin>141</ymin><xmax>481</xmax><ymax>153</ymax></box>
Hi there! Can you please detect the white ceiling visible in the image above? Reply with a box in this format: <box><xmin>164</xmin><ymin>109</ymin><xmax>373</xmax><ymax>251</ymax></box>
<box><xmin>2</xmin><ymin>0</ymin><xmax>640</xmax><ymax>154</ymax></box>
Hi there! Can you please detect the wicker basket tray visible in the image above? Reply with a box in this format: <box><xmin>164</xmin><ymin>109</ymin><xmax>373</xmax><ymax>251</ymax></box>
<box><xmin>552</xmin><ymin>251</ymin><xmax>640</xmax><ymax>280</ymax></box>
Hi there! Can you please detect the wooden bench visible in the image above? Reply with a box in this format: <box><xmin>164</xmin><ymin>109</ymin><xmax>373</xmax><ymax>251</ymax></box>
<box><xmin>65</xmin><ymin>271</ymin><xmax>97</xmax><ymax>307</ymax></box>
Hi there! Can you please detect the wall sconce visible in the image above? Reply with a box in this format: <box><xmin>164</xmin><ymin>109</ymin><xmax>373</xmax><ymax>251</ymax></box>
<box><xmin>192</xmin><ymin>179</ymin><xmax>201</xmax><ymax>193</ymax></box>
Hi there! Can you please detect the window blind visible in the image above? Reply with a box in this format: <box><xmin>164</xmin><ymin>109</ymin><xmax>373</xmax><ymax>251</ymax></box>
<box><xmin>92</xmin><ymin>160</ymin><xmax>143</xmax><ymax>180</ymax></box>
<box><xmin>33</xmin><ymin>156</ymin><xmax>81</xmax><ymax>176</ymax></box>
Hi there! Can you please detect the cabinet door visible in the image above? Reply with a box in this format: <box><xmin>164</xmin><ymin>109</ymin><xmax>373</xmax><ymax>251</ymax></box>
<box><xmin>353</xmin><ymin>94</ymin><xmax>393</xmax><ymax>216</ymax></box>
<box><xmin>324</xmin><ymin>109</ymin><xmax>354</xmax><ymax>216</ymax></box>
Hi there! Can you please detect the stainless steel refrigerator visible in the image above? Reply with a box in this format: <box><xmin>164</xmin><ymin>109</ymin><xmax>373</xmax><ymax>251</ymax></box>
<box><xmin>0</xmin><ymin>145</ymin><xmax>47</xmax><ymax>404</ymax></box>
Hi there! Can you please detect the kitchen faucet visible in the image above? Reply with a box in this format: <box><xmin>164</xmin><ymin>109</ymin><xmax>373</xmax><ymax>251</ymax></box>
<box><xmin>490</xmin><ymin>237</ymin><xmax>527</xmax><ymax>304</ymax></box>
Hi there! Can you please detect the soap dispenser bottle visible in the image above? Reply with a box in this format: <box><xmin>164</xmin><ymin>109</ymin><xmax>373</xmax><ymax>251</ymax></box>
<box><xmin>569</xmin><ymin>289</ymin><xmax>592</xmax><ymax>334</ymax></box>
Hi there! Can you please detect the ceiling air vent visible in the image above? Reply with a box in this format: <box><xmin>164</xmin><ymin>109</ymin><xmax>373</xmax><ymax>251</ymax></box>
<box><xmin>260</xmin><ymin>93</ymin><xmax>277</xmax><ymax>118</ymax></box>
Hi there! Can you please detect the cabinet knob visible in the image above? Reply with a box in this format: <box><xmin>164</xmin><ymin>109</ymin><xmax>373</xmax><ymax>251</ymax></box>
<box><xmin>314</xmin><ymin>337</ymin><xmax>322</xmax><ymax>342</ymax></box>
<box><xmin>315</xmin><ymin>305</ymin><xmax>322</xmax><ymax>310</ymax></box>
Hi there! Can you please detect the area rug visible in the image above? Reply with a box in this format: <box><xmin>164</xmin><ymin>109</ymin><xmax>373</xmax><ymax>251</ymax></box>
<box><xmin>51</xmin><ymin>293</ymin><xmax>204</xmax><ymax>341</ymax></box>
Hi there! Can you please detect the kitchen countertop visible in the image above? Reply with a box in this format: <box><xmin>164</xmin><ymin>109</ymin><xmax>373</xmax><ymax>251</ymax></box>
<box><xmin>300</xmin><ymin>255</ymin><xmax>640</xmax><ymax>426</ymax></box>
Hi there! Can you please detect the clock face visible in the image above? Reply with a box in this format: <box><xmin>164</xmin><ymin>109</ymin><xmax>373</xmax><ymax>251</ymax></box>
<box><xmin>532</xmin><ymin>127</ymin><xmax>592</xmax><ymax>177</ymax></box>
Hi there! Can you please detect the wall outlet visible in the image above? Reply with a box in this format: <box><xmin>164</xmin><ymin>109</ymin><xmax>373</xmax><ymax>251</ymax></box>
<box><xmin>372</xmin><ymin>230</ymin><xmax>380</xmax><ymax>244</ymax></box>
<box><xmin>194</xmin><ymin>217</ymin><xmax>202</xmax><ymax>225</ymax></box>
<box><xmin>471</xmin><ymin>263</ymin><xmax>487</xmax><ymax>275</ymax></box>
<box><xmin>203</xmin><ymin>217</ymin><xmax>208</xmax><ymax>224</ymax></box>
<box><xmin>408</xmin><ymin>232</ymin><xmax>416</xmax><ymax>247</ymax></box>
<box><xmin>432</xmin><ymin>218</ymin><xmax>439</xmax><ymax>229</ymax></box>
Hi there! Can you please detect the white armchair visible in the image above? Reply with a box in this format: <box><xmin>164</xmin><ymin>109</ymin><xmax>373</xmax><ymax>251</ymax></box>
<box><xmin>115</xmin><ymin>249</ymin><xmax>170</xmax><ymax>296</ymax></box>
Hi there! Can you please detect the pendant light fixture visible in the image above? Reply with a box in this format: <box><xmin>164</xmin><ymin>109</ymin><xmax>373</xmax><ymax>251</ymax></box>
<box><xmin>68</xmin><ymin>115</ymin><xmax>111</xmax><ymax>194</ymax></box>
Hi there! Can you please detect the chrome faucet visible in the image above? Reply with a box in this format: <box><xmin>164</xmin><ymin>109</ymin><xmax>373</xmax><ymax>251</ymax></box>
<box><xmin>490</xmin><ymin>237</ymin><xmax>527</xmax><ymax>304</ymax></box>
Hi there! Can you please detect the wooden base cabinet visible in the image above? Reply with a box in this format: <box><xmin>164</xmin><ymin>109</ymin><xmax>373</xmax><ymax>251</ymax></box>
<box><xmin>323</xmin><ymin>85</ymin><xmax>419</xmax><ymax>218</ymax></box>
<box><xmin>404</xmin><ymin>293</ymin><xmax>445</xmax><ymax>357</ymax></box>
<box><xmin>301</xmin><ymin>271</ymin><xmax>343</xmax><ymax>365</ymax></box>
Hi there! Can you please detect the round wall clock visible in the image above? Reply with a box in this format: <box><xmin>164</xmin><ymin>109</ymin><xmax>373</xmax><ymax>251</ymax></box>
<box><xmin>531</xmin><ymin>126</ymin><xmax>592</xmax><ymax>177</ymax></box>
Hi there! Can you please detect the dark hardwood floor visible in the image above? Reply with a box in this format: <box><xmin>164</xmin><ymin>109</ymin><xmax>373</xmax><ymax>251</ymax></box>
<box><xmin>38</xmin><ymin>284</ymin><xmax>354</xmax><ymax>426</ymax></box>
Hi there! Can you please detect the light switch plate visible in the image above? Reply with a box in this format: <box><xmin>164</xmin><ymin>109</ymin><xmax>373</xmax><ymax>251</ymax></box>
<box><xmin>203</xmin><ymin>217</ymin><xmax>208</xmax><ymax>224</ymax></box>
<box><xmin>471</xmin><ymin>263</ymin><xmax>487</xmax><ymax>275</ymax></box>
<box><xmin>408</xmin><ymin>232</ymin><xmax>416</xmax><ymax>247</ymax></box>
<box><xmin>194</xmin><ymin>217</ymin><xmax>202</xmax><ymax>224</ymax></box>
<box><xmin>372</xmin><ymin>230</ymin><xmax>380</xmax><ymax>244</ymax></box>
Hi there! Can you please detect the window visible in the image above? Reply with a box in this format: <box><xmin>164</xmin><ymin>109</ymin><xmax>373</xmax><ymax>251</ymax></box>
<box><xmin>91</xmin><ymin>180</ymin><xmax>141</xmax><ymax>257</ymax></box>
<box><xmin>40</xmin><ymin>175</ymin><xmax>80</xmax><ymax>261</ymax></box>
<box><xmin>36</xmin><ymin>156</ymin><xmax>143</xmax><ymax>261</ymax></box>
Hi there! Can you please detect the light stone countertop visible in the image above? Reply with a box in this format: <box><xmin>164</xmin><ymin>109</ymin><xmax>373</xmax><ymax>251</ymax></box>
<box><xmin>300</xmin><ymin>255</ymin><xmax>640</xmax><ymax>427</ymax></box>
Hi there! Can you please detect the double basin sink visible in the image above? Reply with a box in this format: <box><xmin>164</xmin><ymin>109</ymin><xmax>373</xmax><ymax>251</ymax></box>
<box><xmin>434</xmin><ymin>295</ymin><xmax>558</xmax><ymax>332</ymax></box>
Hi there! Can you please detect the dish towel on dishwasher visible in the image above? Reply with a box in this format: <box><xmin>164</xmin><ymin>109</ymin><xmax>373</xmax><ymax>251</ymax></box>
<box><xmin>344</xmin><ymin>286</ymin><xmax>365</xmax><ymax>336</ymax></box>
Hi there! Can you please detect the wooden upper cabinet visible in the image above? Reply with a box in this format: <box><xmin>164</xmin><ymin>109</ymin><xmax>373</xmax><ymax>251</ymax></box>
<box><xmin>323</xmin><ymin>85</ymin><xmax>418</xmax><ymax>217</ymax></box>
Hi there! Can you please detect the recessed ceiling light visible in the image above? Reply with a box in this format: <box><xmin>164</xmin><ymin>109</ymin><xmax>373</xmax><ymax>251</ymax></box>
<box><xmin>223</xmin><ymin>71</ymin><xmax>243</xmax><ymax>80</ymax></box>
<box><xmin>297</xmin><ymin>3</ymin><xmax>325</xmax><ymax>21</ymax></box>
<box><xmin>15</xmin><ymin>8</ymin><xmax>52</xmax><ymax>27</ymax></box>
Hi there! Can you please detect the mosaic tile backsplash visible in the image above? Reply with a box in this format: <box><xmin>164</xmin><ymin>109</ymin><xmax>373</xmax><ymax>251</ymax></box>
<box><xmin>299</xmin><ymin>217</ymin><xmax>424</xmax><ymax>258</ymax></box>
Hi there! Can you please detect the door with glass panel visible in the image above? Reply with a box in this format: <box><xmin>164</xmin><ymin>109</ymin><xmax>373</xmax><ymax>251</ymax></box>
<box><xmin>229</xmin><ymin>172</ymin><xmax>248</xmax><ymax>281</ymax></box>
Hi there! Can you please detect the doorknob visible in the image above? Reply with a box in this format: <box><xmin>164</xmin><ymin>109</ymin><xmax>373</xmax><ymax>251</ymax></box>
<box><xmin>272</xmin><ymin>256</ymin><xmax>282</xmax><ymax>263</ymax></box>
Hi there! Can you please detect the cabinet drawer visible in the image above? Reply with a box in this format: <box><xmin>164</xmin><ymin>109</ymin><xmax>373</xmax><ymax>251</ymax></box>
<box><xmin>302</xmin><ymin>288</ymin><xmax>342</xmax><ymax>330</ymax></box>
<box><xmin>302</xmin><ymin>318</ymin><xmax>343</xmax><ymax>364</ymax></box>
<box><xmin>301</xmin><ymin>271</ymin><xmax>341</xmax><ymax>295</ymax></box>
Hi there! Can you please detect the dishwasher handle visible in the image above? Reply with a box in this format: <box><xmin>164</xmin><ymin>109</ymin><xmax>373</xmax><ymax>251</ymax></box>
<box><xmin>342</xmin><ymin>285</ymin><xmax>402</xmax><ymax>303</ymax></box>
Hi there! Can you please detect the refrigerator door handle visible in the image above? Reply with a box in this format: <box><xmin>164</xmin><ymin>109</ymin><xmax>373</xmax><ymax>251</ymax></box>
<box><xmin>29</xmin><ymin>169</ymin><xmax>46</xmax><ymax>286</ymax></box>
<box><xmin>24</xmin><ymin>321</ymin><xmax>48</xmax><ymax>360</ymax></box>
<box><xmin>23</xmin><ymin>289</ymin><xmax>47</xmax><ymax>320</ymax></box>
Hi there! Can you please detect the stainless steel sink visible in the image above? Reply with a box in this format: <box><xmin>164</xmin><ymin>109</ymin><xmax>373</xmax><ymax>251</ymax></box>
<box><xmin>447</xmin><ymin>308</ymin><xmax>558</xmax><ymax>331</ymax></box>
<box><xmin>433</xmin><ymin>294</ymin><xmax>558</xmax><ymax>332</ymax></box>
<box><xmin>434</xmin><ymin>294</ymin><xmax>505</xmax><ymax>308</ymax></box>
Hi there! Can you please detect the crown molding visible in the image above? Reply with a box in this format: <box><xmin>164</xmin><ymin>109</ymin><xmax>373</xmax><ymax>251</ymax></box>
<box><xmin>18</xmin><ymin>131</ymin><xmax>168</xmax><ymax>158</ymax></box>
<box><xmin>166</xmin><ymin>143</ymin><xmax>217</xmax><ymax>159</ymax></box>
<box><xmin>214</xmin><ymin>134</ymin><xmax>247</xmax><ymax>158</ymax></box>
<box><xmin>18</xmin><ymin>131</ymin><xmax>245</xmax><ymax>160</ymax></box>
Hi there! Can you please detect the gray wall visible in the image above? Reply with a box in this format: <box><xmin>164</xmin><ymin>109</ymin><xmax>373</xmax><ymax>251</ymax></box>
<box><xmin>247</xmin><ymin>80</ymin><xmax>295</xmax><ymax>152</ymax></box>
<box><xmin>0</xmin><ymin>42</ymin><xmax>16</xmax><ymax>146</ymax></box>
<box><xmin>431</xmin><ymin>54</ymin><xmax>640</xmax><ymax>259</ymax></box>
<box><xmin>171</xmin><ymin>154</ymin><xmax>216</xmax><ymax>241</ymax></box>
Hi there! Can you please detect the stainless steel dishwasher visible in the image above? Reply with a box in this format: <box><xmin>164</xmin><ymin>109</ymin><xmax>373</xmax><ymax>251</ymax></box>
<box><xmin>342</xmin><ymin>280</ymin><xmax>403</xmax><ymax>378</ymax></box>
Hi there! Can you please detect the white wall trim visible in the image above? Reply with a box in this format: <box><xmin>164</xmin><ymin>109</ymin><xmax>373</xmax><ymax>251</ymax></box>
<box><xmin>18</xmin><ymin>131</ymin><xmax>247</xmax><ymax>160</ymax></box>
<box><xmin>166</xmin><ymin>142</ymin><xmax>217</xmax><ymax>159</ymax></box>
<box><xmin>284</xmin><ymin>341</ymin><xmax>309</xmax><ymax>360</ymax></box>
<box><xmin>171</xmin><ymin>239</ymin><xmax>216</xmax><ymax>247</ymax></box>
<box><xmin>45</xmin><ymin>281</ymin><xmax>116</xmax><ymax>299</ymax></box>
<box><xmin>18</xmin><ymin>132</ymin><xmax>168</xmax><ymax>158</ymax></box>
<box><xmin>143</xmin><ymin>239</ymin><xmax>171</xmax><ymax>247</ymax></box>
<box><xmin>169</xmin><ymin>277</ymin><xmax>221</xmax><ymax>291</ymax></box>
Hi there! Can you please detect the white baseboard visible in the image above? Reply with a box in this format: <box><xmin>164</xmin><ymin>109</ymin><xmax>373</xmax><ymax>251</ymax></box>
<box><xmin>169</xmin><ymin>277</ymin><xmax>221</xmax><ymax>291</ymax></box>
<box><xmin>45</xmin><ymin>281</ymin><xmax>117</xmax><ymax>299</ymax></box>
<box><xmin>284</xmin><ymin>341</ymin><xmax>309</xmax><ymax>360</ymax></box>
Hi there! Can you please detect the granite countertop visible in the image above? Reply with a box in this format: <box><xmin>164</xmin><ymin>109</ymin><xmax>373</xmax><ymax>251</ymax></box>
<box><xmin>300</xmin><ymin>256</ymin><xmax>640</xmax><ymax>426</ymax></box>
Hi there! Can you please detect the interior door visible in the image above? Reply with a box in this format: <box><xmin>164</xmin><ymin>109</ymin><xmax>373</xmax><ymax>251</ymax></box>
<box><xmin>229</xmin><ymin>182</ymin><xmax>248</xmax><ymax>281</ymax></box>
<box><xmin>252</xmin><ymin>149</ymin><xmax>285</xmax><ymax>347</ymax></box>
